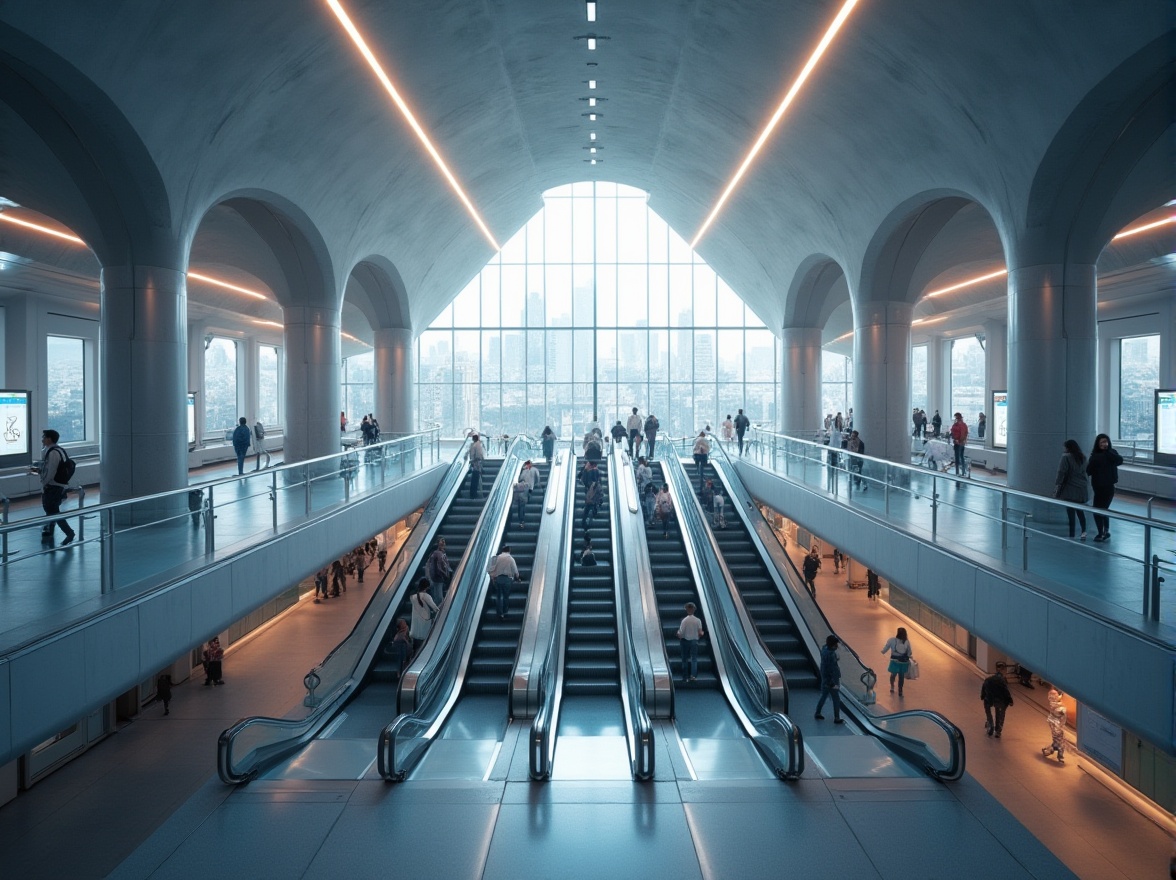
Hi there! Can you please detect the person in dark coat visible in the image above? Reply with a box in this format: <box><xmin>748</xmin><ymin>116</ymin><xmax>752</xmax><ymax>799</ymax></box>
<box><xmin>1086</xmin><ymin>433</ymin><xmax>1123</xmax><ymax>543</ymax></box>
<box><xmin>813</xmin><ymin>635</ymin><xmax>844</xmax><ymax>723</ymax></box>
<box><xmin>980</xmin><ymin>672</ymin><xmax>1013</xmax><ymax>737</ymax></box>
<box><xmin>802</xmin><ymin>547</ymin><xmax>821</xmax><ymax>596</ymax></box>
<box><xmin>156</xmin><ymin>673</ymin><xmax>173</xmax><ymax>716</ymax></box>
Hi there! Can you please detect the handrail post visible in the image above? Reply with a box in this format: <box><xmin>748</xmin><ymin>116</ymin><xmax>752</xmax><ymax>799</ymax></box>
<box><xmin>1148</xmin><ymin>555</ymin><xmax>1163</xmax><ymax>623</ymax></box>
<box><xmin>930</xmin><ymin>480</ymin><xmax>939</xmax><ymax>540</ymax></box>
<box><xmin>1</xmin><ymin>496</ymin><xmax>8</xmax><ymax>562</ymax></box>
<box><xmin>100</xmin><ymin>507</ymin><xmax>115</xmax><ymax>593</ymax></box>
<box><xmin>75</xmin><ymin>485</ymin><xmax>86</xmax><ymax>540</ymax></box>
<box><xmin>1143</xmin><ymin>521</ymin><xmax>1151</xmax><ymax>606</ymax></box>
<box><xmin>304</xmin><ymin>462</ymin><xmax>312</xmax><ymax>516</ymax></box>
<box><xmin>271</xmin><ymin>472</ymin><xmax>278</xmax><ymax>533</ymax></box>
<box><xmin>204</xmin><ymin>485</ymin><xmax>215</xmax><ymax>554</ymax></box>
<box><xmin>1000</xmin><ymin>491</ymin><xmax>1008</xmax><ymax>550</ymax></box>
<box><xmin>1021</xmin><ymin>513</ymin><xmax>1031</xmax><ymax>571</ymax></box>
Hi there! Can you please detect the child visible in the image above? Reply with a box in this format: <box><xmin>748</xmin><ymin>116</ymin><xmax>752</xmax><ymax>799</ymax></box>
<box><xmin>1042</xmin><ymin>689</ymin><xmax>1067</xmax><ymax>764</ymax></box>
<box><xmin>676</xmin><ymin>603</ymin><xmax>705</xmax><ymax>682</ymax></box>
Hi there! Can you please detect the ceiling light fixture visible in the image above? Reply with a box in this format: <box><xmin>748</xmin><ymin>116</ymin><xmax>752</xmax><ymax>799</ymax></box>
<box><xmin>588</xmin><ymin>97</ymin><xmax>596</xmax><ymax>107</ymax></box>
<box><xmin>0</xmin><ymin>212</ymin><xmax>84</xmax><ymax>244</ymax></box>
<box><xmin>325</xmin><ymin>0</ymin><xmax>500</xmax><ymax>250</ymax></box>
<box><xmin>590</xmin><ymin>159</ymin><xmax>598</xmax><ymax>165</ymax></box>
<box><xmin>1113</xmin><ymin>215</ymin><xmax>1175</xmax><ymax>240</ymax></box>
<box><xmin>590</xmin><ymin>132</ymin><xmax>597</xmax><ymax>141</ymax></box>
<box><xmin>925</xmin><ymin>268</ymin><xmax>1008</xmax><ymax>298</ymax></box>
<box><xmin>586</xmin><ymin>1</ymin><xmax>597</xmax><ymax>23</ymax></box>
<box><xmin>588</xmin><ymin>113</ymin><xmax>597</xmax><ymax>121</ymax></box>
<box><xmin>588</xmin><ymin>79</ymin><xmax>597</xmax><ymax>89</ymax></box>
<box><xmin>341</xmin><ymin>331</ymin><xmax>371</xmax><ymax>346</ymax></box>
<box><xmin>912</xmin><ymin>316</ymin><xmax>947</xmax><ymax>327</ymax></box>
<box><xmin>831</xmin><ymin>330</ymin><xmax>854</xmax><ymax>343</ymax></box>
<box><xmin>590</xmin><ymin>147</ymin><xmax>597</xmax><ymax>154</ymax></box>
<box><xmin>188</xmin><ymin>271</ymin><xmax>268</xmax><ymax>300</ymax></box>
<box><xmin>690</xmin><ymin>0</ymin><xmax>862</xmax><ymax>248</ymax></box>
<box><xmin>252</xmin><ymin>319</ymin><xmax>283</xmax><ymax>328</ymax></box>
<box><xmin>575</xmin><ymin>34</ymin><xmax>608</xmax><ymax>50</ymax></box>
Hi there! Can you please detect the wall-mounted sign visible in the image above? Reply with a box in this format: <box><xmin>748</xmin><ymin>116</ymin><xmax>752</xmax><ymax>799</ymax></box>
<box><xmin>187</xmin><ymin>393</ymin><xmax>197</xmax><ymax>446</ymax></box>
<box><xmin>991</xmin><ymin>390</ymin><xmax>1007</xmax><ymax>449</ymax></box>
<box><xmin>0</xmin><ymin>390</ymin><xmax>31</xmax><ymax>468</ymax></box>
<box><xmin>1077</xmin><ymin>703</ymin><xmax>1123</xmax><ymax>775</ymax></box>
<box><xmin>1156</xmin><ymin>390</ymin><xmax>1176</xmax><ymax>467</ymax></box>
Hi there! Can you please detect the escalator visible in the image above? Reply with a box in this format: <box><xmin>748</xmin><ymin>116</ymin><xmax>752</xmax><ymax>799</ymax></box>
<box><xmin>563</xmin><ymin>459</ymin><xmax>619</xmax><ymax>696</ymax></box>
<box><xmin>646</xmin><ymin>461</ymin><xmax>717</xmax><ymax>687</ymax></box>
<box><xmin>463</xmin><ymin>460</ymin><xmax>550</xmax><ymax>694</ymax></box>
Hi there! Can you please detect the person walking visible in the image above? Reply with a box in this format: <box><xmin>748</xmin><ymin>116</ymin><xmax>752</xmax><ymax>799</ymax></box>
<box><xmin>1086</xmin><ymin>433</ymin><xmax>1123</xmax><ymax>542</ymax></box>
<box><xmin>1042</xmin><ymin>688</ymin><xmax>1068</xmax><ymax>764</ymax></box>
<box><xmin>866</xmin><ymin>568</ymin><xmax>881</xmax><ymax>601</ymax></box>
<box><xmin>734</xmin><ymin>409</ymin><xmax>750</xmax><ymax>456</ymax></box>
<box><xmin>642</xmin><ymin>481</ymin><xmax>657</xmax><ymax>526</ymax></box>
<box><xmin>521</xmin><ymin>459</ymin><xmax>541</xmax><ymax>502</ymax></box>
<box><xmin>487</xmin><ymin>545</ymin><xmax>520</xmax><ymax>619</ymax></box>
<box><xmin>231</xmin><ymin>417</ymin><xmax>252</xmax><ymax>475</ymax></box>
<box><xmin>512</xmin><ymin>473</ymin><xmax>529</xmax><ymax>528</ymax></box>
<box><xmin>203</xmin><ymin>636</ymin><xmax>224</xmax><ymax>686</ymax></box>
<box><xmin>635</xmin><ymin>456</ymin><xmax>653</xmax><ymax>499</ymax></box>
<box><xmin>409</xmin><ymin>579</ymin><xmax>439</xmax><ymax>654</ymax></box>
<box><xmin>466</xmin><ymin>432</ymin><xmax>485</xmax><ymax>498</ymax></box>
<box><xmin>388</xmin><ymin>618</ymin><xmax>411</xmax><ymax>672</ymax></box>
<box><xmin>36</xmin><ymin>429</ymin><xmax>76</xmax><ymax>545</ymax></box>
<box><xmin>721</xmin><ymin>414</ymin><xmax>735</xmax><ymax>448</ymax></box>
<box><xmin>426</xmin><ymin>538</ymin><xmax>452</xmax><ymax>603</ymax></box>
<box><xmin>700</xmin><ymin>478</ymin><xmax>715</xmax><ymax>515</ymax></box>
<box><xmin>813</xmin><ymin>635</ymin><xmax>844</xmax><ymax>723</ymax></box>
<box><xmin>582</xmin><ymin>430</ymin><xmax>603</xmax><ymax>462</ymax></box>
<box><xmin>654</xmin><ymin>484</ymin><xmax>674</xmax><ymax>538</ymax></box>
<box><xmin>314</xmin><ymin>567</ymin><xmax>330</xmax><ymax>602</ymax></box>
<box><xmin>845</xmin><ymin>429</ymin><xmax>866</xmax><ymax>490</ymax></box>
<box><xmin>377</xmin><ymin>534</ymin><xmax>388</xmax><ymax>572</ymax></box>
<box><xmin>912</xmin><ymin>408</ymin><xmax>922</xmax><ymax>438</ymax></box>
<box><xmin>330</xmin><ymin>558</ymin><xmax>347</xmax><ymax>596</ymax></box>
<box><xmin>582</xmin><ymin>474</ymin><xmax>601</xmax><ymax>531</ymax></box>
<box><xmin>580</xmin><ymin>535</ymin><xmax>597</xmax><ymax>566</ymax></box>
<box><xmin>354</xmin><ymin>546</ymin><xmax>369</xmax><ymax>583</ymax></box>
<box><xmin>692</xmin><ymin>430</ymin><xmax>710</xmax><ymax>488</ymax></box>
<box><xmin>881</xmin><ymin>627</ymin><xmax>914</xmax><ymax>696</ymax></box>
<box><xmin>610</xmin><ymin>419</ymin><xmax>627</xmax><ymax>445</ymax></box>
<box><xmin>931</xmin><ymin>410</ymin><xmax>942</xmax><ymax>438</ymax></box>
<box><xmin>253</xmin><ymin>420</ymin><xmax>272</xmax><ymax>469</ymax></box>
<box><xmin>626</xmin><ymin>407</ymin><xmax>643</xmax><ymax>457</ymax></box>
<box><xmin>156</xmin><ymin>673</ymin><xmax>173</xmax><ymax>716</ymax></box>
<box><xmin>977</xmin><ymin>412</ymin><xmax>987</xmax><ymax>439</ymax></box>
<box><xmin>831</xmin><ymin>547</ymin><xmax>844</xmax><ymax>574</ymax></box>
<box><xmin>676</xmin><ymin>602</ymin><xmax>705</xmax><ymax>682</ymax></box>
<box><xmin>643</xmin><ymin>413</ymin><xmax>660</xmax><ymax>461</ymax></box>
<box><xmin>1054</xmin><ymin>439</ymin><xmax>1090</xmax><ymax>540</ymax></box>
<box><xmin>980</xmin><ymin>672</ymin><xmax>1013</xmax><ymax>738</ymax></box>
<box><xmin>949</xmin><ymin>412</ymin><xmax>969</xmax><ymax>477</ymax></box>
<box><xmin>541</xmin><ymin>425</ymin><xmax>556</xmax><ymax>464</ymax></box>
<box><xmin>802</xmin><ymin>546</ymin><xmax>821</xmax><ymax>596</ymax></box>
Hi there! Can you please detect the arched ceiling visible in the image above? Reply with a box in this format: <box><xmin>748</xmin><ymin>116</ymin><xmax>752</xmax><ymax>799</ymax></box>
<box><xmin>0</xmin><ymin>1</ymin><xmax>1169</xmax><ymax>338</ymax></box>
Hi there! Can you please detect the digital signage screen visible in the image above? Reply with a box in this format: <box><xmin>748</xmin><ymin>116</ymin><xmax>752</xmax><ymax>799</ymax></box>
<box><xmin>187</xmin><ymin>393</ymin><xmax>197</xmax><ymax>446</ymax></box>
<box><xmin>991</xmin><ymin>390</ymin><xmax>1007</xmax><ymax>449</ymax></box>
<box><xmin>1156</xmin><ymin>389</ymin><xmax>1176</xmax><ymax>467</ymax></box>
<box><xmin>0</xmin><ymin>390</ymin><xmax>31</xmax><ymax>468</ymax></box>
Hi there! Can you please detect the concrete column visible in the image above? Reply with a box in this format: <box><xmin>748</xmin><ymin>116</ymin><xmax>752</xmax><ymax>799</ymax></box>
<box><xmin>853</xmin><ymin>300</ymin><xmax>913</xmax><ymax>463</ymax></box>
<box><xmin>283</xmin><ymin>305</ymin><xmax>341</xmax><ymax>464</ymax></box>
<box><xmin>983</xmin><ymin>319</ymin><xmax>1007</xmax><ymax>450</ymax></box>
<box><xmin>100</xmin><ymin>265</ymin><xmax>188</xmax><ymax>502</ymax></box>
<box><xmin>925</xmin><ymin>334</ymin><xmax>946</xmax><ymax>421</ymax></box>
<box><xmin>1006</xmin><ymin>263</ymin><xmax>1097</xmax><ymax>495</ymax></box>
<box><xmin>778</xmin><ymin>326</ymin><xmax>822</xmax><ymax>437</ymax></box>
<box><xmin>374</xmin><ymin>327</ymin><xmax>414</xmax><ymax>435</ymax></box>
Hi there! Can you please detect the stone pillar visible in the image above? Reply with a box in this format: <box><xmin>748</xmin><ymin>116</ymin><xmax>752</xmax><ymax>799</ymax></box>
<box><xmin>983</xmin><ymin>318</ymin><xmax>1007</xmax><ymax>450</ymax></box>
<box><xmin>100</xmin><ymin>265</ymin><xmax>188</xmax><ymax>502</ymax></box>
<box><xmin>778</xmin><ymin>326</ymin><xmax>822</xmax><ymax>438</ymax></box>
<box><xmin>852</xmin><ymin>301</ymin><xmax>914</xmax><ymax>463</ymax></box>
<box><xmin>283</xmin><ymin>306</ymin><xmax>342</xmax><ymax>464</ymax></box>
<box><xmin>374</xmin><ymin>327</ymin><xmax>415</xmax><ymax>435</ymax></box>
<box><xmin>1006</xmin><ymin>263</ymin><xmax>1097</xmax><ymax>495</ymax></box>
<box><xmin>924</xmin><ymin>334</ymin><xmax>946</xmax><ymax>422</ymax></box>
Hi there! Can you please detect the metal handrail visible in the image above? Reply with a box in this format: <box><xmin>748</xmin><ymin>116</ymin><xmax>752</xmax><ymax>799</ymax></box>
<box><xmin>661</xmin><ymin>444</ymin><xmax>803</xmax><ymax>780</ymax></box>
<box><xmin>217</xmin><ymin>433</ymin><xmax>467</xmax><ymax>783</ymax></box>
<box><xmin>706</xmin><ymin>436</ymin><xmax>966</xmax><ymax>780</ymax></box>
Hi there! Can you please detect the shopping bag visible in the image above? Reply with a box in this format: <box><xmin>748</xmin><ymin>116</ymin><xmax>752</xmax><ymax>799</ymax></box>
<box><xmin>906</xmin><ymin>658</ymin><xmax>920</xmax><ymax>680</ymax></box>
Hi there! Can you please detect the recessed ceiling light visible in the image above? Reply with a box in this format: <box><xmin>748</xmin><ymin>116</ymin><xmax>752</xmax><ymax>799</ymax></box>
<box><xmin>589</xmin><ymin>113</ymin><xmax>596</xmax><ymax>121</ymax></box>
<box><xmin>588</xmin><ymin>97</ymin><xmax>596</xmax><ymax>107</ymax></box>
<box><xmin>588</xmin><ymin>80</ymin><xmax>597</xmax><ymax>89</ymax></box>
<box><xmin>586</xmin><ymin>2</ymin><xmax>597</xmax><ymax>23</ymax></box>
<box><xmin>590</xmin><ymin>159</ymin><xmax>597</xmax><ymax>165</ymax></box>
<box><xmin>0</xmin><ymin>211</ymin><xmax>83</xmax><ymax>244</ymax></box>
<box><xmin>590</xmin><ymin>132</ymin><xmax>596</xmax><ymax>141</ymax></box>
<box><xmin>590</xmin><ymin>147</ymin><xmax>597</xmax><ymax>154</ymax></box>
<box><xmin>925</xmin><ymin>268</ymin><xmax>1008</xmax><ymax>298</ymax></box>
<box><xmin>1113</xmin><ymin>215</ymin><xmax>1175</xmax><ymax>240</ymax></box>
<box><xmin>587</xmin><ymin>37</ymin><xmax>596</xmax><ymax>50</ymax></box>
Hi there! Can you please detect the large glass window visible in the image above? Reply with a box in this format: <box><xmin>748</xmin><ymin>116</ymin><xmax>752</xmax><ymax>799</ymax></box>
<box><xmin>821</xmin><ymin>352</ymin><xmax>852</xmax><ymax>424</ymax></box>
<box><xmin>46</xmin><ymin>335</ymin><xmax>86</xmax><ymax>442</ymax></box>
<box><xmin>416</xmin><ymin>182</ymin><xmax>777</xmax><ymax>438</ymax></box>
<box><xmin>258</xmin><ymin>344</ymin><xmax>280</xmax><ymax>427</ymax></box>
<box><xmin>203</xmin><ymin>337</ymin><xmax>238</xmax><ymax>438</ymax></box>
<box><xmin>949</xmin><ymin>336</ymin><xmax>985</xmax><ymax>427</ymax></box>
<box><xmin>342</xmin><ymin>351</ymin><xmax>374</xmax><ymax>425</ymax></box>
<box><xmin>911</xmin><ymin>344</ymin><xmax>928</xmax><ymax>414</ymax></box>
<box><xmin>1119</xmin><ymin>334</ymin><xmax>1159</xmax><ymax>441</ymax></box>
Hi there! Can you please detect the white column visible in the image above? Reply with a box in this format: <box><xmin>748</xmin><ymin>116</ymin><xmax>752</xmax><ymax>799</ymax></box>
<box><xmin>374</xmin><ymin>327</ymin><xmax>414</xmax><ymax>435</ymax></box>
<box><xmin>778</xmin><ymin>326</ymin><xmax>822</xmax><ymax>437</ymax></box>
<box><xmin>100</xmin><ymin>265</ymin><xmax>188</xmax><ymax>502</ymax></box>
<box><xmin>983</xmin><ymin>319</ymin><xmax>1007</xmax><ymax>450</ymax></box>
<box><xmin>1007</xmin><ymin>263</ymin><xmax>1097</xmax><ymax>495</ymax></box>
<box><xmin>853</xmin><ymin>301</ymin><xmax>913</xmax><ymax>463</ymax></box>
<box><xmin>925</xmin><ymin>333</ymin><xmax>946</xmax><ymax>422</ymax></box>
<box><xmin>283</xmin><ymin>306</ymin><xmax>341</xmax><ymax>464</ymax></box>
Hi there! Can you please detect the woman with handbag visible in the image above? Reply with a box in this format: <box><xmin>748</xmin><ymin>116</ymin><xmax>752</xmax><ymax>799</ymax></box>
<box><xmin>881</xmin><ymin>627</ymin><xmax>914</xmax><ymax>696</ymax></box>
<box><xmin>409</xmin><ymin>578</ymin><xmax>439</xmax><ymax>654</ymax></box>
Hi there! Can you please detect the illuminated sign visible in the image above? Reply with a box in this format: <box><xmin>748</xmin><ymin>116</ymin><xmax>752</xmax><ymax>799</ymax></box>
<box><xmin>0</xmin><ymin>390</ymin><xmax>30</xmax><ymax>467</ymax></box>
<box><xmin>991</xmin><ymin>390</ymin><xmax>1007</xmax><ymax>449</ymax></box>
<box><xmin>1156</xmin><ymin>390</ymin><xmax>1176</xmax><ymax>467</ymax></box>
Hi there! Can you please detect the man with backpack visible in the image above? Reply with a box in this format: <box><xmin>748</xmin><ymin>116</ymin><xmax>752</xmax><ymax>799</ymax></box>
<box><xmin>36</xmin><ymin>429</ymin><xmax>76</xmax><ymax>545</ymax></box>
<box><xmin>253</xmin><ymin>419</ymin><xmax>272</xmax><ymax>470</ymax></box>
<box><xmin>734</xmin><ymin>408</ymin><xmax>751</xmax><ymax>456</ymax></box>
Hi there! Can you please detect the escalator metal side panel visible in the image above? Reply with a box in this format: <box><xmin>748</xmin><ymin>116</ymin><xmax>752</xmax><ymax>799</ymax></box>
<box><xmin>511</xmin><ymin>449</ymin><xmax>575</xmax><ymax>719</ymax></box>
<box><xmin>612</xmin><ymin>448</ymin><xmax>675</xmax><ymax>720</ymax></box>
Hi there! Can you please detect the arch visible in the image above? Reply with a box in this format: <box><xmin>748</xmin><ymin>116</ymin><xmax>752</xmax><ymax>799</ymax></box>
<box><xmin>186</xmin><ymin>190</ymin><xmax>336</xmax><ymax>310</ymax></box>
<box><xmin>344</xmin><ymin>255</ymin><xmax>412</xmax><ymax>332</ymax></box>
<box><xmin>782</xmin><ymin>255</ymin><xmax>849</xmax><ymax>330</ymax></box>
<box><xmin>0</xmin><ymin>21</ymin><xmax>173</xmax><ymax>268</ymax></box>
<box><xmin>1023</xmin><ymin>31</ymin><xmax>1175</xmax><ymax>266</ymax></box>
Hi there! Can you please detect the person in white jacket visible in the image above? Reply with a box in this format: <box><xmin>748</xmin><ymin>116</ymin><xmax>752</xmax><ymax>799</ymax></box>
<box><xmin>692</xmin><ymin>431</ymin><xmax>711</xmax><ymax>488</ymax></box>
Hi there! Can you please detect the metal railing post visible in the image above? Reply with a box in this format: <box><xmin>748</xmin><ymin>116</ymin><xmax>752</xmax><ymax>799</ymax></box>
<box><xmin>1148</xmin><ymin>555</ymin><xmax>1163</xmax><ymax>623</ymax></box>
<box><xmin>304</xmin><ymin>463</ymin><xmax>312</xmax><ymax>516</ymax></box>
<box><xmin>75</xmin><ymin>486</ymin><xmax>86</xmax><ymax>541</ymax></box>
<box><xmin>1</xmin><ymin>496</ymin><xmax>9</xmax><ymax>562</ymax></box>
<box><xmin>271</xmin><ymin>472</ymin><xmax>278</xmax><ymax>533</ymax></box>
<box><xmin>930</xmin><ymin>480</ymin><xmax>939</xmax><ymax>540</ymax></box>
<box><xmin>100</xmin><ymin>507</ymin><xmax>115</xmax><ymax>593</ymax></box>
<box><xmin>884</xmin><ymin>464</ymin><xmax>890</xmax><ymax>515</ymax></box>
<box><xmin>204</xmin><ymin>485</ymin><xmax>215</xmax><ymax>554</ymax></box>
<box><xmin>1143</xmin><ymin>521</ymin><xmax>1151</xmax><ymax>605</ymax></box>
<box><xmin>1021</xmin><ymin>513</ymin><xmax>1032</xmax><ymax>571</ymax></box>
<box><xmin>1000</xmin><ymin>491</ymin><xmax>1008</xmax><ymax>550</ymax></box>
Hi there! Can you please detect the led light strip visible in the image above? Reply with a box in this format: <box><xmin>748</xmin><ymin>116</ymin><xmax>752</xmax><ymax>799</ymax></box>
<box><xmin>691</xmin><ymin>0</ymin><xmax>862</xmax><ymax>247</ymax></box>
<box><xmin>324</xmin><ymin>0</ymin><xmax>500</xmax><ymax>250</ymax></box>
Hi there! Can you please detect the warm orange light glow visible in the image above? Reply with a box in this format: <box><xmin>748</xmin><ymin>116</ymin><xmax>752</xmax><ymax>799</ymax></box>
<box><xmin>341</xmin><ymin>330</ymin><xmax>372</xmax><ymax>347</ymax></box>
<box><xmin>252</xmin><ymin>319</ymin><xmax>283</xmax><ymax>328</ymax></box>
<box><xmin>187</xmin><ymin>271</ymin><xmax>267</xmax><ymax>300</ymax></box>
<box><xmin>1113</xmin><ymin>215</ymin><xmax>1175</xmax><ymax>240</ymax></box>
<box><xmin>691</xmin><ymin>0</ymin><xmax>861</xmax><ymax>248</ymax></box>
<box><xmin>324</xmin><ymin>0</ymin><xmax>500</xmax><ymax>250</ymax></box>
<box><xmin>925</xmin><ymin>268</ymin><xmax>1008</xmax><ymax>298</ymax></box>
<box><xmin>912</xmin><ymin>316</ymin><xmax>947</xmax><ymax>326</ymax></box>
<box><xmin>0</xmin><ymin>212</ymin><xmax>85</xmax><ymax>244</ymax></box>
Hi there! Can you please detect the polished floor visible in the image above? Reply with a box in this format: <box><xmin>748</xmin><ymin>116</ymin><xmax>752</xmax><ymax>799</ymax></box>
<box><xmin>0</xmin><ymin>549</ymin><xmax>1164</xmax><ymax>878</ymax></box>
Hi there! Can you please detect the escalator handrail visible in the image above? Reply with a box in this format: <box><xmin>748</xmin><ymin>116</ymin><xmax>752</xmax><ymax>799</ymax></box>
<box><xmin>528</xmin><ymin>447</ymin><xmax>577</xmax><ymax>778</ymax></box>
<box><xmin>378</xmin><ymin>437</ymin><xmax>534</xmax><ymax>780</ymax></box>
<box><xmin>607</xmin><ymin>443</ymin><xmax>656</xmax><ymax>779</ymax></box>
<box><xmin>708</xmin><ymin>442</ymin><xmax>967</xmax><ymax>781</ymax></box>
<box><xmin>662</xmin><ymin>446</ymin><xmax>804</xmax><ymax>780</ymax></box>
<box><xmin>217</xmin><ymin>436</ymin><xmax>472</xmax><ymax>784</ymax></box>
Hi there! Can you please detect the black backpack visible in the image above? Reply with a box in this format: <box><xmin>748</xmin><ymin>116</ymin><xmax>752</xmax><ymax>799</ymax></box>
<box><xmin>50</xmin><ymin>446</ymin><xmax>77</xmax><ymax>484</ymax></box>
